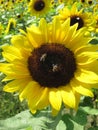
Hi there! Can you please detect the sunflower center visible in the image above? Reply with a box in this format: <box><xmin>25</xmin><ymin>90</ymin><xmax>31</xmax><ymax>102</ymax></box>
<box><xmin>34</xmin><ymin>0</ymin><xmax>45</xmax><ymax>11</ymax></box>
<box><xmin>88</xmin><ymin>0</ymin><xmax>92</xmax><ymax>5</ymax></box>
<box><xmin>70</xmin><ymin>15</ymin><xmax>84</xmax><ymax>30</ymax></box>
<box><xmin>81</xmin><ymin>0</ymin><xmax>85</xmax><ymax>3</ymax></box>
<box><xmin>28</xmin><ymin>44</ymin><xmax>77</xmax><ymax>88</ymax></box>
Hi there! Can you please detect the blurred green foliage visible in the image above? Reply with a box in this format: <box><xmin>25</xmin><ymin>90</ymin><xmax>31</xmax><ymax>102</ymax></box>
<box><xmin>0</xmin><ymin>74</ymin><xmax>27</xmax><ymax>119</ymax></box>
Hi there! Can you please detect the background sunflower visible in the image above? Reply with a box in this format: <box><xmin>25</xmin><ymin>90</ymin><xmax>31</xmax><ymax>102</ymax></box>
<box><xmin>58</xmin><ymin>3</ymin><xmax>95</xmax><ymax>30</ymax></box>
<box><xmin>5</xmin><ymin>18</ymin><xmax>16</xmax><ymax>34</ymax></box>
<box><xmin>28</xmin><ymin>0</ymin><xmax>51</xmax><ymax>17</ymax></box>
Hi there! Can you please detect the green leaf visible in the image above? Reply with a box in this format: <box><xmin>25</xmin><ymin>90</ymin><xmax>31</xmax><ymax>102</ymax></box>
<box><xmin>0</xmin><ymin>108</ymin><xmax>64</xmax><ymax>130</ymax></box>
<box><xmin>62</xmin><ymin>113</ymin><xmax>84</xmax><ymax>130</ymax></box>
<box><xmin>70</xmin><ymin>119</ymin><xmax>84</xmax><ymax>130</ymax></box>
<box><xmin>90</xmin><ymin>39</ymin><xmax>98</xmax><ymax>45</ymax></box>
<box><xmin>0</xmin><ymin>110</ymin><xmax>51</xmax><ymax>130</ymax></box>
<box><xmin>56</xmin><ymin>120</ymin><xmax>66</xmax><ymax>130</ymax></box>
<box><xmin>72</xmin><ymin>109</ymin><xmax>87</xmax><ymax>125</ymax></box>
<box><xmin>80</xmin><ymin>106</ymin><xmax>98</xmax><ymax>115</ymax></box>
<box><xmin>62</xmin><ymin>114</ymin><xmax>74</xmax><ymax>130</ymax></box>
<box><xmin>88</xmin><ymin>127</ymin><xmax>98</xmax><ymax>130</ymax></box>
<box><xmin>0</xmin><ymin>110</ymin><xmax>31</xmax><ymax>130</ymax></box>
<box><xmin>25</xmin><ymin>126</ymin><xmax>33</xmax><ymax>130</ymax></box>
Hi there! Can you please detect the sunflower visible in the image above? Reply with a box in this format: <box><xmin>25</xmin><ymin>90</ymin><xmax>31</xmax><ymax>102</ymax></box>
<box><xmin>2</xmin><ymin>1</ymin><xmax>13</xmax><ymax>10</ymax></box>
<box><xmin>0</xmin><ymin>0</ymin><xmax>4</xmax><ymax>5</ymax></box>
<box><xmin>28</xmin><ymin>0</ymin><xmax>51</xmax><ymax>17</ymax></box>
<box><xmin>5</xmin><ymin>18</ymin><xmax>16</xmax><ymax>34</ymax></box>
<box><xmin>58</xmin><ymin>0</ymin><xmax>77</xmax><ymax>4</ymax></box>
<box><xmin>80</xmin><ymin>0</ymin><xmax>85</xmax><ymax>2</ymax></box>
<box><xmin>92</xmin><ymin>13</ymin><xmax>98</xmax><ymax>33</ymax></box>
<box><xmin>0</xmin><ymin>23</ymin><xmax>3</xmax><ymax>34</ymax></box>
<box><xmin>58</xmin><ymin>3</ymin><xmax>95</xmax><ymax>30</ymax></box>
<box><xmin>1</xmin><ymin>17</ymin><xmax>98</xmax><ymax>115</ymax></box>
<box><xmin>87</xmin><ymin>0</ymin><xmax>93</xmax><ymax>5</ymax></box>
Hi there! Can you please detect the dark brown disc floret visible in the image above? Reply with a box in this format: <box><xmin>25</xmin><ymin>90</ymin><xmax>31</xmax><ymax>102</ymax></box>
<box><xmin>70</xmin><ymin>15</ymin><xmax>84</xmax><ymax>30</ymax></box>
<box><xmin>34</xmin><ymin>0</ymin><xmax>45</xmax><ymax>11</ymax></box>
<box><xmin>28</xmin><ymin>44</ymin><xmax>77</xmax><ymax>88</ymax></box>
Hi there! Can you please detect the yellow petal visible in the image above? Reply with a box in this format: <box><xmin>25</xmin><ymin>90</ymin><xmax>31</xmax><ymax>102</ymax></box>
<box><xmin>20</xmin><ymin>81</ymin><xmax>47</xmax><ymax>110</ymax></box>
<box><xmin>75</xmin><ymin>69</ymin><xmax>98</xmax><ymax>84</ymax></box>
<box><xmin>30</xmin><ymin>109</ymin><xmax>36</xmax><ymax>114</ymax></box>
<box><xmin>77</xmin><ymin>52</ymin><xmax>98</xmax><ymax>65</ymax></box>
<box><xmin>75</xmin><ymin>44</ymin><xmax>98</xmax><ymax>55</ymax></box>
<box><xmin>39</xmin><ymin>18</ymin><xmax>49</xmax><ymax>43</ymax></box>
<box><xmin>2</xmin><ymin>45</ymin><xmax>22</xmax><ymax>62</ymax></box>
<box><xmin>52</xmin><ymin>108</ymin><xmax>59</xmax><ymax>116</ymax></box>
<box><xmin>62</xmin><ymin>18</ymin><xmax>70</xmax><ymax>33</ymax></box>
<box><xmin>69</xmin><ymin>30</ymin><xmax>91</xmax><ymax>51</ymax></box>
<box><xmin>82</xmin><ymin>60</ymin><xmax>98</xmax><ymax>73</ymax></box>
<box><xmin>51</xmin><ymin>17</ymin><xmax>62</xmax><ymax>43</ymax></box>
<box><xmin>61</xmin><ymin>86</ymin><xmax>76</xmax><ymax>108</ymax></box>
<box><xmin>0</xmin><ymin>62</ymin><xmax>30</xmax><ymax>79</ymax></box>
<box><xmin>11</xmin><ymin>35</ymin><xmax>32</xmax><ymax>49</ymax></box>
<box><xmin>35</xmin><ymin>87</ymin><xmax>49</xmax><ymax>109</ymax></box>
<box><xmin>71</xmin><ymin>79</ymin><xmax>94</xmax><ymax>97</ymax></box>
<box><xmin>3</xmin><ymin>78</ymin><xmax>29</xmax><ymax>93</ymax></box>
<box><xmin>0</xmin><ymin>63</ymin><xmax>11</xmax><ymax>73</ymax></box>
<box><xmin>63</xmin><ymin>23</ymin><xmax>78</xmax><ymax>45</ymax></box>
<box><xmin>20</xmin><ymin>81</ymin><xmax>39</xmax><ymax>99</ymax></box>
<box><xmin>27</xmin><ymin>26</ymin><xmax>43</xmax><ymax>48</ymax></box>
<box><xmin>73</xmin><ymin>91</ymin><xmax>80</xmax><ymax>110</ymax></box>
<box><xmin>49</xmin><ymin>88</ymin><xmax>62</xmax><ymax>111</ymax></box>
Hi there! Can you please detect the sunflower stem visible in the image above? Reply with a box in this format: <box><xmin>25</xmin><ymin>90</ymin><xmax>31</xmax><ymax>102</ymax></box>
<box><xmin>69</xmin><ymin>108</ymin><xmax>74</xmax><ymax>117</ymax></box>
<box><xmin>46</xmin><ymin>106</ymin><xmax>63</xmax><ymax>130</ymax></box>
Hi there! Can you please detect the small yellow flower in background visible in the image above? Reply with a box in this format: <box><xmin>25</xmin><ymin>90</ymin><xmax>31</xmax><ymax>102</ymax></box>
<box><xmin>0</xmin><ymin>0</ymin><xmax>4</xmax><ymax>5</ymax></box>
<box><xmin>58</xmin><ymin>0</ymin><xmax>77</xmax><ymax>4</ymax></box>
<box><xmin>58</xmin><ymin>2</ymin><xmax>95</xmax><ymax>30</ymax></box>
<box><xmin>92</xmin><ymin>14</ymin><xmax>98</xmax><ymax>33</ymax></box>
<box><xmin>16</xmin><ymin>0</ymin><xmax>24</xmax><ymax>3</ymax></box>
<box><xmin>3</xmin><ymin>1</ymin><xmax>13</xmax><ymax>10</ymax></box>
<box><xmin>79</xmin><ymin>0</ymin><xmax>95</xmax><ymax>8</ymax></box>
<box><xmin>0</xmin><ymin>23</ymin><xmax>3</xmax><ymax>34</ymax></box>
<box><xmin>16</xmin><ymin>13</ymin><xmax>23</xmax><ymax>19</ymax></box>
<box><xmin>93</xmin><ymin>3</ymin><xmax>98</xmax><ymax>12</ymax></box>
<box><xmin>5</xmin><ymin>18</ymin><xmax>16</xmax><ymax>34</ymax></box>
<box><xmin>87</xmin><ymin>0</ymin><xmax>94</xmax><ymax>5</ymax></box>
<box><xmin>28</xmin><ymin>0</ymin><xmax>52</xmax><ymax>17</ymax></box>
<box><xmin>0</xmin><ymin>17</ymin><xmax>98</xmax><ymax>115</ymax></box>
<box><xmin>58</xmin><ymin>0</ymin><xmax>66</xmax><ymax>3</ymax></box>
